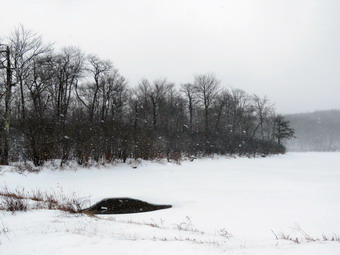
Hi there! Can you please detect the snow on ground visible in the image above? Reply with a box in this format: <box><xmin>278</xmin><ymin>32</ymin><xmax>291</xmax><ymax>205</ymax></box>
<box><xmin>1</xmin><ymin>152</ymin><xmax>340</xmax><ymax>254</ymax></box>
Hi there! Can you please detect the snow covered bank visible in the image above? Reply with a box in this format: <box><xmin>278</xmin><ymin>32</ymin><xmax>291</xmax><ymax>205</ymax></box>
<box><xmin>1</xmin><ymin>152</ymin><xmax>340</xmax><ymax>254</ymax></box>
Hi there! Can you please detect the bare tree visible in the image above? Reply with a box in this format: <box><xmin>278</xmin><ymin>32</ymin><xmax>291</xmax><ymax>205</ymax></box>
<box><xmin>9</xmin><ymin>25</ymin><xmax>53</xmax><ymax>120</ymax></box>
<box><xmin>75</xmin><ymin>54</ymin><xmax>117</xmax><ymax>121</ymax></box>
<box><xmin>213</xmin><ymin>89</ymin><xmax>231</xmax><ymax>132</ymax></box>
<box><xmin>181</xmin><ymin>83</ymin><xmax>196</xmax><ymax>131</ymax></box>
<box><xmin>193</xmin><ymin>74</ymin><xmax>220</xmax><ymax>133</ymax></box>
<box><xmin>104</xmin><ymin>70</ymin><xmax>128</xmax><ymax>121</ymax></box>
<box><xmin>24</xmin><ymin>55</ymin><xmax>55</xmax><ymax>118</ymax></box>
<box><xmin>50</xmin><ymin>47</ymin><xmax>84</xmax><ymax>122</ymax></box>
<box><xmin>149</xmin><ymin>78</ymin><xmax>172</xmax><ymax>130</ymax></box>
<box><xmin>252</xmin><ymin>95</ymin><xmax>273</xmax><ymax>140</ymax></box>
<box><xmin>87</xmin><ymin>54</ymin><xmax>112</xmax><ymax>121</ymax></box>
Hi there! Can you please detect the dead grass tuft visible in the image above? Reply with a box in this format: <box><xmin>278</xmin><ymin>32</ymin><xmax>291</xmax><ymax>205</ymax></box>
<box><xmin>0</xmin><ymin>186</ymin><xmax>89</xmax><ymax>214</ymax></box>
<box><xmin>271</xmin><ymin>227</ymin><xmax>340</xmax><ymax>244</ymax></box>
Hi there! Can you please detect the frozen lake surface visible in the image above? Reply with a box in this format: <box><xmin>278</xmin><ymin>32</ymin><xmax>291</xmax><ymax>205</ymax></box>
<box><xmin>1</xmin><ymin>152</ymin><xmax>340</xmax><ymax>254</ymax></box>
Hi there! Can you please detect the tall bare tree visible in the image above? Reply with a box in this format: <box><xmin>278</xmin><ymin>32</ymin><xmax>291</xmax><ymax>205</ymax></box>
<box><xmin>193</xmin><ymin>73</ymin><xmax>220</xmax><ymax>133</ymax></box>
<box><xmin>181</xmin><ymin>83</ymin><xmax>196</xmax><ymax>131</ymax></box>
<box><xmin>9</xmin><ymin>25</ymin><xmax>53</xmax><ymax>120</ymax></box>
<box><xmin>50</xmin><ymin>47</ymin><xmax>84</xmax><ymax>122</ymax></box>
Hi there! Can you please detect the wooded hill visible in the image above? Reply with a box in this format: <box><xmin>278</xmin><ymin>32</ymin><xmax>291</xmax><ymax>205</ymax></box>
<box><xmin>285</xmin><ymin>110</ymin><xmax>340</xmax><ymax>151</ymax></box>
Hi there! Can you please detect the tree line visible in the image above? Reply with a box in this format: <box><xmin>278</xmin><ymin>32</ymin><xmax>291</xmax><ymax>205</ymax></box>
<box><xmin>0</xmin><ymin>26</ymin><xmax>294</xmax><ymax>166</ymax></box>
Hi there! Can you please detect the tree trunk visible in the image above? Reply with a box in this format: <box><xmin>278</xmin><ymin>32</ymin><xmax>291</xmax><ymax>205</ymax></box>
<box><xmin>19</xmin><ymin>77</ymin><xmax>26</xmax><ymax>120</ymax></box>
<box><xmin>2</xmin><ymin>46</ymin><xmax>12</xmax><ymax>165</ymax></box>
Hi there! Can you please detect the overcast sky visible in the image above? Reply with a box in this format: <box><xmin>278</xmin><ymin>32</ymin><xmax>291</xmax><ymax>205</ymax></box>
<box><xmin>1</xmin><ymin>0</ymin><xmax>339</xmax><ymax>114</ymax></box>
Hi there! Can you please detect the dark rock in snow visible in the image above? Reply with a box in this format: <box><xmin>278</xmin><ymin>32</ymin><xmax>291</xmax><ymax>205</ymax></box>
<box><xmin>81</xmin><ymin>198</ymin><xmax>172</xmax><ymax>214</ymax></box>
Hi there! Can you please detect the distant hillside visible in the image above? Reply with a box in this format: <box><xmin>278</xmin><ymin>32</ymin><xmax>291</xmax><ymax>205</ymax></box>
<box><xmin>285</xmin><ymin>110</ymin><xmax>340</xmax><ymax>151</ymax></box>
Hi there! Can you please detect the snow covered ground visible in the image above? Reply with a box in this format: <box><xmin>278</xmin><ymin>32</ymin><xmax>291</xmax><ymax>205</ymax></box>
<box><xmin>1</xmin><ymin>152</ymin><xmax>340</xmax><ymax>254</ymax></box>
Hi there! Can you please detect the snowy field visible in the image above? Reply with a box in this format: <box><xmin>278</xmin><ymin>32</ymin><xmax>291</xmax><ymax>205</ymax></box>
<box><xmin>1</xmin><ymin>152</ymin><xmax>340</xmax><ymax>254</ymax></box>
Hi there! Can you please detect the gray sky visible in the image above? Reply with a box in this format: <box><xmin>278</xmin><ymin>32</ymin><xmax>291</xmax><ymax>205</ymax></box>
<box><xmin>1</xmin><ymin>0</ymin><xmax>339</xmax><ymax>114</ymax></box>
